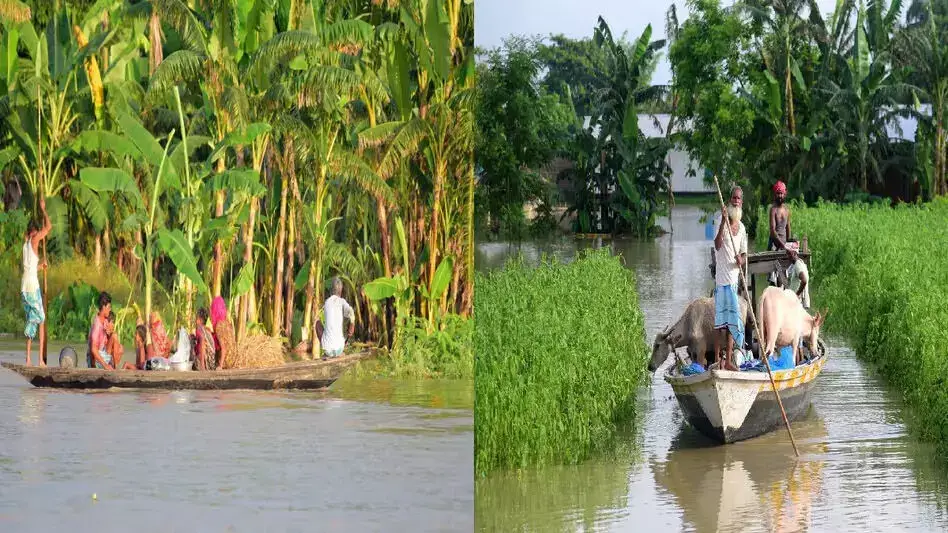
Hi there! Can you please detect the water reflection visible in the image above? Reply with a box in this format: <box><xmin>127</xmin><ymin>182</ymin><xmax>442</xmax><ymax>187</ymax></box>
<box><xmin>653</xmin><ymin>411</ymin><xmax>827</xmax><ymax>533</ymax></box>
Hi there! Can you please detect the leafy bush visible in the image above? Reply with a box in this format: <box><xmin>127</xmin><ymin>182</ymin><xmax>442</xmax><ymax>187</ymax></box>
<box><xmin>474</xmin><ymin>248</ymin><xmax>649</xmax><ymax>475</ymax></box>
<box><xmin>361</xmin><ymin>315</ymin><xmax>473</xmax><ymax>379</ymax></box>
<box><xmin>759</xmin><ymin>198</ymin><xmax>948</xmax><ymax>458</ymax></box>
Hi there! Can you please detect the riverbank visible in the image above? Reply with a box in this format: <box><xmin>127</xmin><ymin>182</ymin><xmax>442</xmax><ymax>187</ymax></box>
<box><xmin>759</xmin><ymin>198</ymin><xmax>948</xmax><ymax>459</ymax></box>
<box><xmin>474</xmin><ymin>248</ymin><xmax>649</xmax><ymax>475</ymax></box>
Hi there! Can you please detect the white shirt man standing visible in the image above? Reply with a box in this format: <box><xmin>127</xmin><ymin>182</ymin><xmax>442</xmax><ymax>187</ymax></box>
<box><xmin>317</xmin><ymin>277</ymin><xmax>355</xmax><ymax>358</ymax></box>
<box><xmin>713</xmin><ymin>186</ymin><xmax>748</xmax><ymax>371</ymax></box>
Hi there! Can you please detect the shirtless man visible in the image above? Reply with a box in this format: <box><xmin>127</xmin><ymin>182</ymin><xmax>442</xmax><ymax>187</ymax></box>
<box><xmin>768</xmin><ymin>181</ymin><xmax>799</xmax><ymax>287</ymax></box>
<box><xmin>768</xmin><ymin>181</ymin><xmax>796</xmax><ymax>258</ymax></box>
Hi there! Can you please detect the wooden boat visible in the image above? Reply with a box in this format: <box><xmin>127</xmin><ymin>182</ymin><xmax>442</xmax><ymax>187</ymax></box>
<box><xmin>664</xmin><ymin>344</ymin><xmax>826</xmax><ymax>443</ymax></box>
<box><xmin>0</xmin><ymin>351</ymin><xmax>372</xmax><ymax>391</ymax></box>
<box><xmin>664</xmin><ymin>238</ymin><xmax>827</xmax><ymax>443</ymax></box>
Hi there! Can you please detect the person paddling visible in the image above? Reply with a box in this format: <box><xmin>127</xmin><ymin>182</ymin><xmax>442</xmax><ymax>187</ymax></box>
<box><xmin>713</xmin><ymin>186</ymin><xmax>748</xmax><ymax>372</ymax></box>
<box><xmin>21</xmin><ymin>196</ymin><xmax>51</xmax><ymax>367</ymax></box>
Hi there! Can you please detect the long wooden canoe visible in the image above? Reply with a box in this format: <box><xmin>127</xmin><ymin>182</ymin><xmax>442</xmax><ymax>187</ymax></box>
<box><xmin>0</xmin><ymin>351</ymin><xmax>373</xmax><ymax>391</ymax></box>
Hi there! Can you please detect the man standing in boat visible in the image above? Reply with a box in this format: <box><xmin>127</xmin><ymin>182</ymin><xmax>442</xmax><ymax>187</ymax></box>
<box><xmin>21</xmin><ymin>196</ymin><xmax>51</xmax><ymax>367</ymax></box>
<box><xmin>713</xmin><ymin>186</ymin><xmax>747</xmax><ymax>371</ymax></box>
<box><xmin>768</xmin><ymin>180</ymin><xmax>798</xmax><ymax>286</ymax></box>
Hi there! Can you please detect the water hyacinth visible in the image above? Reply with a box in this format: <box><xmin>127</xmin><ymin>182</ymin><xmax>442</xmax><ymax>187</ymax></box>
<box><xmin>757</xmin><ymin>198</ymin><xmax>948</xmax><ymax>457</ymax></box>
<box><xmin>474</xmin><ymin>248</ymin><xmax>649</xmax><ymax>474</ymax></box>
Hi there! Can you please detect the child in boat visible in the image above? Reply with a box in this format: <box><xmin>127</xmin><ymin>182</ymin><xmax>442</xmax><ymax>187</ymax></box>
<box><xmin>193</xmin><ymin>307</ymin><xmax>216</xmax><ymax>371</ymax></box>
<box><xmin>105</xmin><ymin>312</ymin><xmax>136</xmax><ymax>370</ymax></box>
<box><xmin>134</xmin><ymin>324</ymin><xmax>150</xmax><ymax>370</ymax></box>
<box><xmin>149</xmin><ymin>311</ymin><xmax>172</xmax><ymax>358</ymax></box>
<box><xmin>88</xmin><ymin>292</ymin><xmax>114</xmax><ymax>369</ymax></box>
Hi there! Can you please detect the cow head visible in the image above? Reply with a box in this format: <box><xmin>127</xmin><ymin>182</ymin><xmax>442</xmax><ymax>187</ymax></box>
<box><xmin>808</xmin><ymin>307</ymin><xmax>829</xmax><ymax>357</ymax></box>
<box><xmin>649</xmin><ymin>328</ymin><xmax>680</xmax><ymax>372</ymax></box>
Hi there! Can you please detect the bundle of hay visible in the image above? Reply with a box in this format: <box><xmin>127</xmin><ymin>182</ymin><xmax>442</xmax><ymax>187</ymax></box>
<box><xmin>230</xmin><ymin>334</ymin><xmax>287</xmax><ymax>369</ymax></box>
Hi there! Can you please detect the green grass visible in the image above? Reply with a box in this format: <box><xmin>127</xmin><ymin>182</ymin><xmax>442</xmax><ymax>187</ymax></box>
<box><xmin>353</xmin><ymin>315</ymin><xmax>474</xmax><ymax>380</ymax></box>
<box><xmin>757</xmin><ymin>198</ymin><xmax>948</xmax><ymax>459</ymax></box>
<box><xmin>474</xmin><ymin>248</ymin><xmax>649</xmax><ymax>475</ymax></box>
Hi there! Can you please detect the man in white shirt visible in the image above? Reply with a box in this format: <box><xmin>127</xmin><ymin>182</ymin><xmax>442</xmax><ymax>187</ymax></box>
<box><xmin>317</xmin><ymin>277</ymin><xmax>355</xmax><ymax>358</ymax></box>
<box><xmin>713</xmin><ymin>186</ymin><xmax>748</xmax><ymax>371</ymax></box>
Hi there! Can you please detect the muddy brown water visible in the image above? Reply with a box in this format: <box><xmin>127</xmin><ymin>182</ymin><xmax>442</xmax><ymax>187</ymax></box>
<box><xmin>0</xmin><ymin>343</ymin><xmax>472</xmax><ymax>532</ymax></box>
<box><xmin>475</xmin><ymin>206</ymin><xmax>948</xmax><ymax>532</ymax></box>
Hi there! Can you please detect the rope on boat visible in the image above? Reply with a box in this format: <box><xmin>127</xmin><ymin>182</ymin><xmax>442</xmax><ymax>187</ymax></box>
<box><xmin>713</xmin><ymin>175</ymin><xmax>800</xmax><ymax>458</ymax></box>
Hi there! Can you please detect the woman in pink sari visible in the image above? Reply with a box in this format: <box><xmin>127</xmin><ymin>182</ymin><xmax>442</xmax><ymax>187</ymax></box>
<box><xmin>210</xmin><ymin>297</ymin><xmax>236</xmax><ymax>370</ymax></box>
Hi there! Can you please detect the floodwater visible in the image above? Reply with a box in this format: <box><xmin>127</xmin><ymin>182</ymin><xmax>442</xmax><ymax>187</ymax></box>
<box><xmin>475</xmin><ymin>206</ymin><xmax>948</xmax><ymax>532</ymax></box>
<box><xmin>0</xmin><ymin>341</ymin><xmax>473</xmax><ymax>533</ymax></box>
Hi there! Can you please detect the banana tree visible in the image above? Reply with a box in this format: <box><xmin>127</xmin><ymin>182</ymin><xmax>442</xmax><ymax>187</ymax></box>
<box><xmin>897</xmin><ymin>0</ymin><xmax>948</xmax><ymax>196</ymax></box>
<box><xmin>78</xmin><ymin>108</ymin><xmax>207</xmax><ymax>347</ymax></box>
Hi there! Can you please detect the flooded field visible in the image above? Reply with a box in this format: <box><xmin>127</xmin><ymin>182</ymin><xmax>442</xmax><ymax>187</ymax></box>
<box><xmin>475</xmin><ymin>206</ymin><xmax>948</xmax><ymax>532</ymax></box>
<box><xmin>0</xmin><ymin>342</ymin><xmax>472</xmax><ymax>533</ymax></box>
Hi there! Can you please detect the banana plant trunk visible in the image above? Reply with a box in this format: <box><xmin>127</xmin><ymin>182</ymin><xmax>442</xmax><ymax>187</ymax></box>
<box><xmin>237</xmin><ymin>198</ymin><xmax>258</xmax><ymax>342</ymax></box>
<box><xmin>212</xmin><ymin>158</ymin><xmax>226</xmax><ymax>296</ymax></box>
<box><xmin>309</xmin><ymin>257</ymin><xmax>323</xmax><ymax>357</ymax></box>
<box><xmin>144</xmin><ymin>240</ymin><xmax>154</xmax><ymax>347</ymax></box>
<box><xmin>148</xmin><ymin>12</ymin><xmax>163</xmax><ymax>75</ymax></box>
<box><xmin>427</xmin><ymin>161</ymin><xmax>446</xmax><ymax>327</ymax></box>
<box><xmin>272</xmin><ymin>175</ymin><xmax>288</xmax><ymax>336</ymax></box>
<box><xmin>302</xmin><ymin>258</ymin><xmax>314</xmax><ymax>346</ymax></box>
<box><xmin>377</xmin><ymin>201</ymin><xmax>394</xmax><ymax>342</ymax></box>
<box><xmin>283</xmin><ymin>201</ymin><xmax>296</xmax><ymax>338</ymax></box>
<box><xmin>463</xmin><ymin>164</ymin><xmax>474</xmax><ymax>317</ymax></box>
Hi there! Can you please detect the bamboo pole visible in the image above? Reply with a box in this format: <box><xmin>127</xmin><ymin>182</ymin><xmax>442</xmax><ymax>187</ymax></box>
<box><xmin>37</xmin><ymin>75</ymin><xmax>48</xmax><ymax>366</ymax></box>
<box><xmin>713</xmin><ymin>175</ymin><xmax>799</xmax><ymax>458</ymax></box>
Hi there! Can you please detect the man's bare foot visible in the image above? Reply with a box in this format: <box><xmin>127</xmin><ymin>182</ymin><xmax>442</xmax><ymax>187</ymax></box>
<box><xmin>723</xmin><ymin>360</ymin><xmax>740</xmax><ymax>371</ymax></box>
<box><xmin>25</xmin><ymin>357</ymin><xmax>32</xmax><ymax>366</ymax></box>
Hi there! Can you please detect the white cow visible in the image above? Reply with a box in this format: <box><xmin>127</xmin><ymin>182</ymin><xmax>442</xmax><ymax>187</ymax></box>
<box><xmin>758</xmin><ymin>286</ymin><xmax>827</xmax><ymax>365</ymax></box>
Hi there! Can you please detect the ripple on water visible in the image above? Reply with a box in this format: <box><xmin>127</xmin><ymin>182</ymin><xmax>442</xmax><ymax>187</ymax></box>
<box><xmin>0</xmin><ymin>341</ymin><xmax>473</xmax><ymax>532</ymax></box>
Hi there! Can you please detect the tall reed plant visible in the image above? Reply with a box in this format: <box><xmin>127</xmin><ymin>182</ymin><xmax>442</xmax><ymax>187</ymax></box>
<box><xmin>474</xmin><ymin>248</ymin><xmax>649</xmax><ymax>475</ymax></box>
<box><xmin>759</xmin><ymin>198</ymin><xmax>948</xmax><ymax>458</ymax></box>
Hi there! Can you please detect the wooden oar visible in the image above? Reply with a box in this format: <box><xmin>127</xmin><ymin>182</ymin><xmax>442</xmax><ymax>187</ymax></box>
<box><xmin>712</xmin><ymin>176</ymin><xmax>799</xmax><ymax>457</ymax></box>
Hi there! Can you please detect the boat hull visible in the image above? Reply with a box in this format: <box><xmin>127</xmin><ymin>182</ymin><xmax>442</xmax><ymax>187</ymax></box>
<box><xmin>665</xmin><ymin>355</ymin><xmax>826</xmax><ymax>444</ymax></box>
<box><xmin>0</xmin><ymin>352</ymin><xmax>372</xmax><ymax>391</ymax></box>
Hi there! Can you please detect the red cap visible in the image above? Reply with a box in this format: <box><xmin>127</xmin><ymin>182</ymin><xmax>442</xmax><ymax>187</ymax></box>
<box><xmin>773</xmin><ymin>181</ymin><xmax>787</xmax><ymax>194</ymax></box>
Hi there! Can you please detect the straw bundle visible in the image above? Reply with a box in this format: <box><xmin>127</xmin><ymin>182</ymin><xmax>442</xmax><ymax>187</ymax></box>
<box><xmin>230</xmin><ymin>334</ymin><xmax>287</xmax><ymax>369</ymax></box>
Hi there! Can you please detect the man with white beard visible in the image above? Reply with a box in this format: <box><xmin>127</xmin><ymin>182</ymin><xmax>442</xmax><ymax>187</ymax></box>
<box><xmin>712</xmin><ymin>185</ymin><xmax>748</xmax><ymax>371</ymax></box>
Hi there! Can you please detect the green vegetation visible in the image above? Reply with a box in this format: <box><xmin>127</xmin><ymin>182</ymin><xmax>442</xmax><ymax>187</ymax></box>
<box><xmin>758</xmin><ymin>199</ymin><xmax>948</xmax><ymax>458</ymax></box>
<box><xmin>477</xmin><ymin>19</ymin><xmax>672</xmax><ymax>238</ymax></box>
<box><xmin>0</xmin><ymin>1</ymin><xmax>474</xmax><ymax>373</ymax></box>
<box><xmin>478</xmin><ymin>0</ymin><xmax>948</xmax><ymax>239</ymax></box>
<box><xmin>474</xmin><ymin>248</ymin><xmax>649</xmax><ymax>475</ymax></box>
<box><xmin>352</xmin><ymin>315</ymin><xmax>473</xmax><ymax>379</ymax></box>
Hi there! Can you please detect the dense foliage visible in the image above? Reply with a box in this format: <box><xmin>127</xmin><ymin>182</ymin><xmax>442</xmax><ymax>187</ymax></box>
<box><xmin>0</xmin><ymin>0</ymin><xmax>474</xmax><ymax>368</ymax></box>
<box><xmin>476</xmin><ymin>19</ymin><xmax>672</xmax><ymax>237</ymax></box>
<box><xmin>477</xmin><ymin>0</ymin><xmax>948</xmax><ymax>239</ymax></box>
<box><xmin>474</xmin><ymin>249</ymin><xmax>649</xmax><ymax>474</ymax></box>
<box><xmin>756</xmin><ymin>199</ymin><xmax>948</xmax><ymax>461</ymax></box>
<box><xmin>475</xmin><ymin>36</ymin><xmax>574</xmax><ymax>238</ymax></box>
